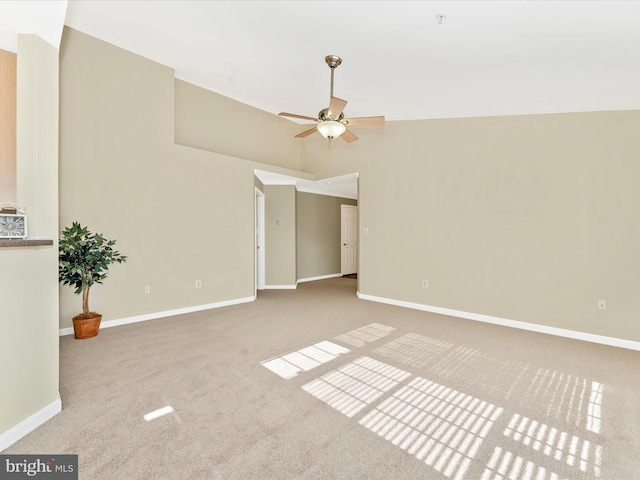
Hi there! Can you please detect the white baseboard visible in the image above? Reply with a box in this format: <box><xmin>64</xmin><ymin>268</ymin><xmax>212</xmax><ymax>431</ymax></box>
<box><xmin>0</xmin><ymin>396</ymin><xmax>62</xmax><ymax>452</ymax></box>
<box><xmin>357</xmin><ymin>292</ymin><xmax>640</xmax><ymax>352</ymax></box>
<box><xmin>59</xmin><ymin>295</ymin><xmax>256</xmax><ymax>336</ymax></box>
<box><xmin>297</xmin><ymin>273</ymin><xmax>342</xmax><ymax>283</ymax></box>
<box><xmin>262</xmin><ymin>284</ymin><xmax>297</xmax><ymax>290</ymax></box>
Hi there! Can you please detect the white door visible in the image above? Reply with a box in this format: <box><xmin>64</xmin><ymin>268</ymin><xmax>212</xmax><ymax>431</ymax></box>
<box><xmin>341</xmin><ymin>205</ymin><xmax>358</xmax><ymax>275</ymax></box>
<box><xmin>255</xmin><ymin>188</ymin><xmax>265</xmax><ymax>290</ymax></box>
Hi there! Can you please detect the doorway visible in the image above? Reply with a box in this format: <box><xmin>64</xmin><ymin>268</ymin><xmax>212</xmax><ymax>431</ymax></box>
<box><xmin>341</xmin><ymin>205</ymin><xmax>358</xmax><ymax>276</ymax></box>
<box><xmin>255</xmin><ymin>188</ymin><xmax>265</xmax><ymax>291</ymax></box>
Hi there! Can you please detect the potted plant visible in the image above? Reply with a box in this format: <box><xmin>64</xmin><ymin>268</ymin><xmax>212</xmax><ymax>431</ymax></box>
<box><xmin>59</xmin><ymin>222</ymin><xmax>127</xmax><ymax>339</ymax></box>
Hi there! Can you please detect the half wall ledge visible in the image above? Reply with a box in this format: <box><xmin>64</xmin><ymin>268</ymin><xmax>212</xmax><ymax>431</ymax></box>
<box><xmin>0</xmin><ymin>239</ymin><xmax>53</xmax><ymax>248</ymax></box>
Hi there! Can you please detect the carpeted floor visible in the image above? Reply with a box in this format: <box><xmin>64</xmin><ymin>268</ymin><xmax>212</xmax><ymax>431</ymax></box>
<box><xmin>5</xmin><ymin>276</ymin><xmax>640</xmax><ymax>479</ymax></box>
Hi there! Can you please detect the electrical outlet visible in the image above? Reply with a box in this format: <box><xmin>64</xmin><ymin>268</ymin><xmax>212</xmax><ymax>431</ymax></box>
<box><xmin>195</xmin><ymin>280</ymin><xmax>202</xmax><ymax>289</ymax></box>
<box><xmin>422</xmin><ymin>280</ymin><xmax>429</xmax><ymax>288</ymax></box>
<box><xmin>598</xmin><ymin>299</ymin><xmax>606</xmax><ymax>310</ymax></box>
<box><xmin>144</xmin><ymin>285</ymin><xmax>151</xmax><ymax>294</ymax></box>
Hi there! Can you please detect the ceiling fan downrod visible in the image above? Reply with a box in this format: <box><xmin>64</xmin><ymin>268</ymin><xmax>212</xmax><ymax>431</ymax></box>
<box><xmin>325</xmin><ymin>55</ymin><xmax>342</xmax><ymax>99</ymax></box>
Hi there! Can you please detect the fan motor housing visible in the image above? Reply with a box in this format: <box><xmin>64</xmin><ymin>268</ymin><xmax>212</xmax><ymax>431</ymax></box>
<box><xmin>318</xmin><ymin>108</ymin><xmax>345</xmax><ymax>123</ymax></box>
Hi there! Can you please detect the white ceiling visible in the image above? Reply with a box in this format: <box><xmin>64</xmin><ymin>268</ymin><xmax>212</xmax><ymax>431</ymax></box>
<box><xmin>3</xmin><ymin>1</ymin><xmax>640</xmax><ymax>198</ymax></box>
<box><xmin>61</xmin><ymin>0</ymin><xmax>640</xmax><ymax>122</ymax></box>
<box><xmin>255</xmin><ymin>170</ymin><xmax>358</xmax><ymax>200</ymax></box>
<box><xmin>0</xmin><ymin>1</ymin><xmax>66</xmax><ymax>52</ymax></box>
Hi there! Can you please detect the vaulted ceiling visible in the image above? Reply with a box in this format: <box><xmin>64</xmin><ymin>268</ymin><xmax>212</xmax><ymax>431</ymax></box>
<box><xmin>2</xmin><ymin>1</ymin><xmax>639</xmax><ymax>198</ymax></box>
<box><xmin>3</xmin><ymin>1</ymin><xmax>640</xmax><ymax>123</ymax></box>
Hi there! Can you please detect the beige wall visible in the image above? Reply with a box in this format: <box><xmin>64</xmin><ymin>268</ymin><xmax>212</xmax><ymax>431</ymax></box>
<box><xmin>59</xmin><ymin>28</ymin><xmax>309</xmax><ymax>327</ymax></box>
<box><xmin>175</xmin><ymin>80</ymin><xmax>303</xmax><ymax>171</ymax></box>
<box><xmin>0</xmin><ymin>35</ymin><xmax>59</xmax><ymax>441</ymax></box>
<box><xmin>63</xmin><ymin>23</ymin><xmax>640</xmax><ymax>344</ymax></box>
<box><xmin>302</xmin><ymin>111</ymin><xmax>640</xmax><ymax>342</ymax></box>
<box><xmin>264</xmin><ymin>185</ymin><xmax>297</xmax><ymax>286</ymax></box>
<box><xmin>296</xmin><ymin>192</ymin><xmax>357</xmax><ymax>280</ymax></box>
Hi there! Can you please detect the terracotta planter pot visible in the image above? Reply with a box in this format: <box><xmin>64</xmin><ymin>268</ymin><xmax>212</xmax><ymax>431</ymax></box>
<box><xmin>72</xmin><ymin>313</ymin><xmax>102</xmax><ymax>339</ymax></box>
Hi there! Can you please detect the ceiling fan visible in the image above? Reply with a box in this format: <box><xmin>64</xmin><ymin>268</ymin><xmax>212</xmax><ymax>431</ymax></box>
<box><xmin>279</xmin><ymin>55</ymin><xmax>385</xmax><ymax>143</ymax></box>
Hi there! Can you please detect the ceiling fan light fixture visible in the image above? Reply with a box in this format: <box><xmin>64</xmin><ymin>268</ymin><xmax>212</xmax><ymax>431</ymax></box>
<box><xmin>317</xmin><ymin>120</ymin><xmax>346</xmax><ymax>139</ymax></box>
<box><xmin>279</xmin><ymin>55</ymin><xmax>384</xmax><ymax>143</ymax></box>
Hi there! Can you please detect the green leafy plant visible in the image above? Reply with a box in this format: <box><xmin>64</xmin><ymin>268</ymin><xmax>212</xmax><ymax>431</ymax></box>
<box><xmin>59</xmin><ymin>222</ymin><xmax>127</xmax><ymax>319</ymax></box>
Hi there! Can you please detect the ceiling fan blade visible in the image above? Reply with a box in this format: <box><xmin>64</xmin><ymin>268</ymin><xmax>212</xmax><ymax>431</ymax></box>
<box><xmin>341</xmin><ymin>129</ymin><xmax>358</xmax><ymax>143</ymax></box>
<box><xmin>295</xmin><ymin>126</ymin><xmax>318</xmax><ymax>138</ymax></box>
<box><xmin>279</xmin><ymin>112</ymin><xmax>318</xmax><ymax>122</ymax></box>
<box><xmin>328</xmin><ymin>96</ymin><xmax>347</xmax><ymax>118</ymax></box>
<box><xmin>344</xmin><ymin>115</ymin><xmax>385</xmax><ymax>127</ymax></box>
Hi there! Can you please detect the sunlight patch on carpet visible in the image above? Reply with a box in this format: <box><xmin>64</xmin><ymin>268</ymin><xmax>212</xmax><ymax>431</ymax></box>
<box><xmin>518</xmin><ymin>369</ymin><xmax>603</xmax><ymax>434</ymax></box>
<box><xmin>302</xmin><ymin>356</ymin><xmax>411</xmax><ymax>418</ymax></box>
<box><xmin>143</xmin><ymin>406</ymin><xmax>174</xmax><ymax>422</ymax></box>
<box><xmin>373</xmin><ymin>332</ymin><xmax>453</xmax><ymax>368</ymax></box>
<box><xmin>334</xmin><ymin>323</ymin><xmax>395</xmax><ymax>347</ymax></box>
<box><xmin>503</xmin><ymin>413</ymin><xmax>602</xmax><ymax>477</ymax></box>
<box><xmin>261</xmin><ymin>341</ymin><xmax>350</xmax><ymax>379</ymax></box>
<box><xmin>587</xmin><ymin>381</ymin><xmax>603</xmax><ymax>434</ymax></box>
<box><xmin>359</xmin><ymin>376</ymin><xmax>503</xmax><ymax>480</ymax></box>
<box><xmin>481</xmin><ymin>446</ymin><xmax>565</xmax><ymax>480</ymax></box>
